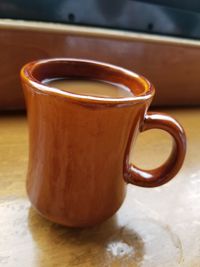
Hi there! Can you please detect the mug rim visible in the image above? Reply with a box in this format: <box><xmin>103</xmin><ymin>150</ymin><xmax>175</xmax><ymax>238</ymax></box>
<box><xmin>21</xmin><ymin>58</ymin><xmax>155</xmax><ymax>105</ymax></box>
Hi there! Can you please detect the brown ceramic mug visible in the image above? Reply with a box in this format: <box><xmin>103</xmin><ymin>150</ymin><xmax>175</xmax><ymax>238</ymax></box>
<box><xmin>21</xmin><ymin>58</ymin><xmax>186</xmax><ymax>227</ymax></box>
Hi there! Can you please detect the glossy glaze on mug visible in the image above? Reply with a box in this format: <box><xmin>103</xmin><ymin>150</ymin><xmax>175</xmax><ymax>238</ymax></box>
<box><xmin>21</xmin><ymin>58</ymin><xmax>186</xmax><ymax>227</ymax></box>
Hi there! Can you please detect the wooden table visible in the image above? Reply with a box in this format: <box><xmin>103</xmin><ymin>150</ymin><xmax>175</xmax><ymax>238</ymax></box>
<box><xmin>0</xmin><ymin>109</ymin><xmax>199</xmax><ymax>267</ymax></box>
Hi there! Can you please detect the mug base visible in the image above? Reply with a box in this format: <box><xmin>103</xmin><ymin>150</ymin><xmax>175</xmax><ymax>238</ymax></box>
<box><xmin>29</xmin><ymin>201</ymin><xmax>123</xmax><ymax>228</ymax></box>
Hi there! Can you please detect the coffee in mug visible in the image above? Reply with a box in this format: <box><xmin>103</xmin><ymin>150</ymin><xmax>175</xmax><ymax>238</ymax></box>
<box><xmin>43</xmin><ymin>78</ymin><xmax>134</xmax><ymax>98</ymax></box>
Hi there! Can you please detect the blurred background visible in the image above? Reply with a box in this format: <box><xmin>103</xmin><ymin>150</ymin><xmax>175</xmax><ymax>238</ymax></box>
<box><xmin>0</xmin><ymin>0</ymin><xmax>200</xmax><ymax>109</ymax></box>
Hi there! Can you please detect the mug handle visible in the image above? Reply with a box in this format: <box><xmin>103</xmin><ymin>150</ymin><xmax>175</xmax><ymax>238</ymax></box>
<box><xmin>124</xmin><ymin>112</ymin><xmax>186</xmax><ymax>187</ymax></box>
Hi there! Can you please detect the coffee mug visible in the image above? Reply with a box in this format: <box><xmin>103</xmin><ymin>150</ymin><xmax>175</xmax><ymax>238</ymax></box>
<box><xmin>21</xmin><ymin>58</ymin><xmax>186</xmax><ymax>227</ymax></box>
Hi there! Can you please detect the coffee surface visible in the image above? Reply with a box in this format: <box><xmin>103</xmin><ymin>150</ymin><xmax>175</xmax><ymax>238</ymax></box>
<box><xmin>43</xmin><ymin>78</ymin><xmax>133</xmax><ymax>98</ymax></box>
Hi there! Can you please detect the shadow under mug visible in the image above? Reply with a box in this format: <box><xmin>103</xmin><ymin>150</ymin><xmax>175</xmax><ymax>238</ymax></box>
<box><xmin>21</xmin><ymin>58</ymin><xmax>186</xmax><ymax>227</ymax></box>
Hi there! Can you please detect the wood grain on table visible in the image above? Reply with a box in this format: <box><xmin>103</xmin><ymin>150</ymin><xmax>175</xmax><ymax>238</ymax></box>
<box><xmin>0</xmin><ymin>109</ymin><xmax>200</xmax><ymax>267</ymax></box>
